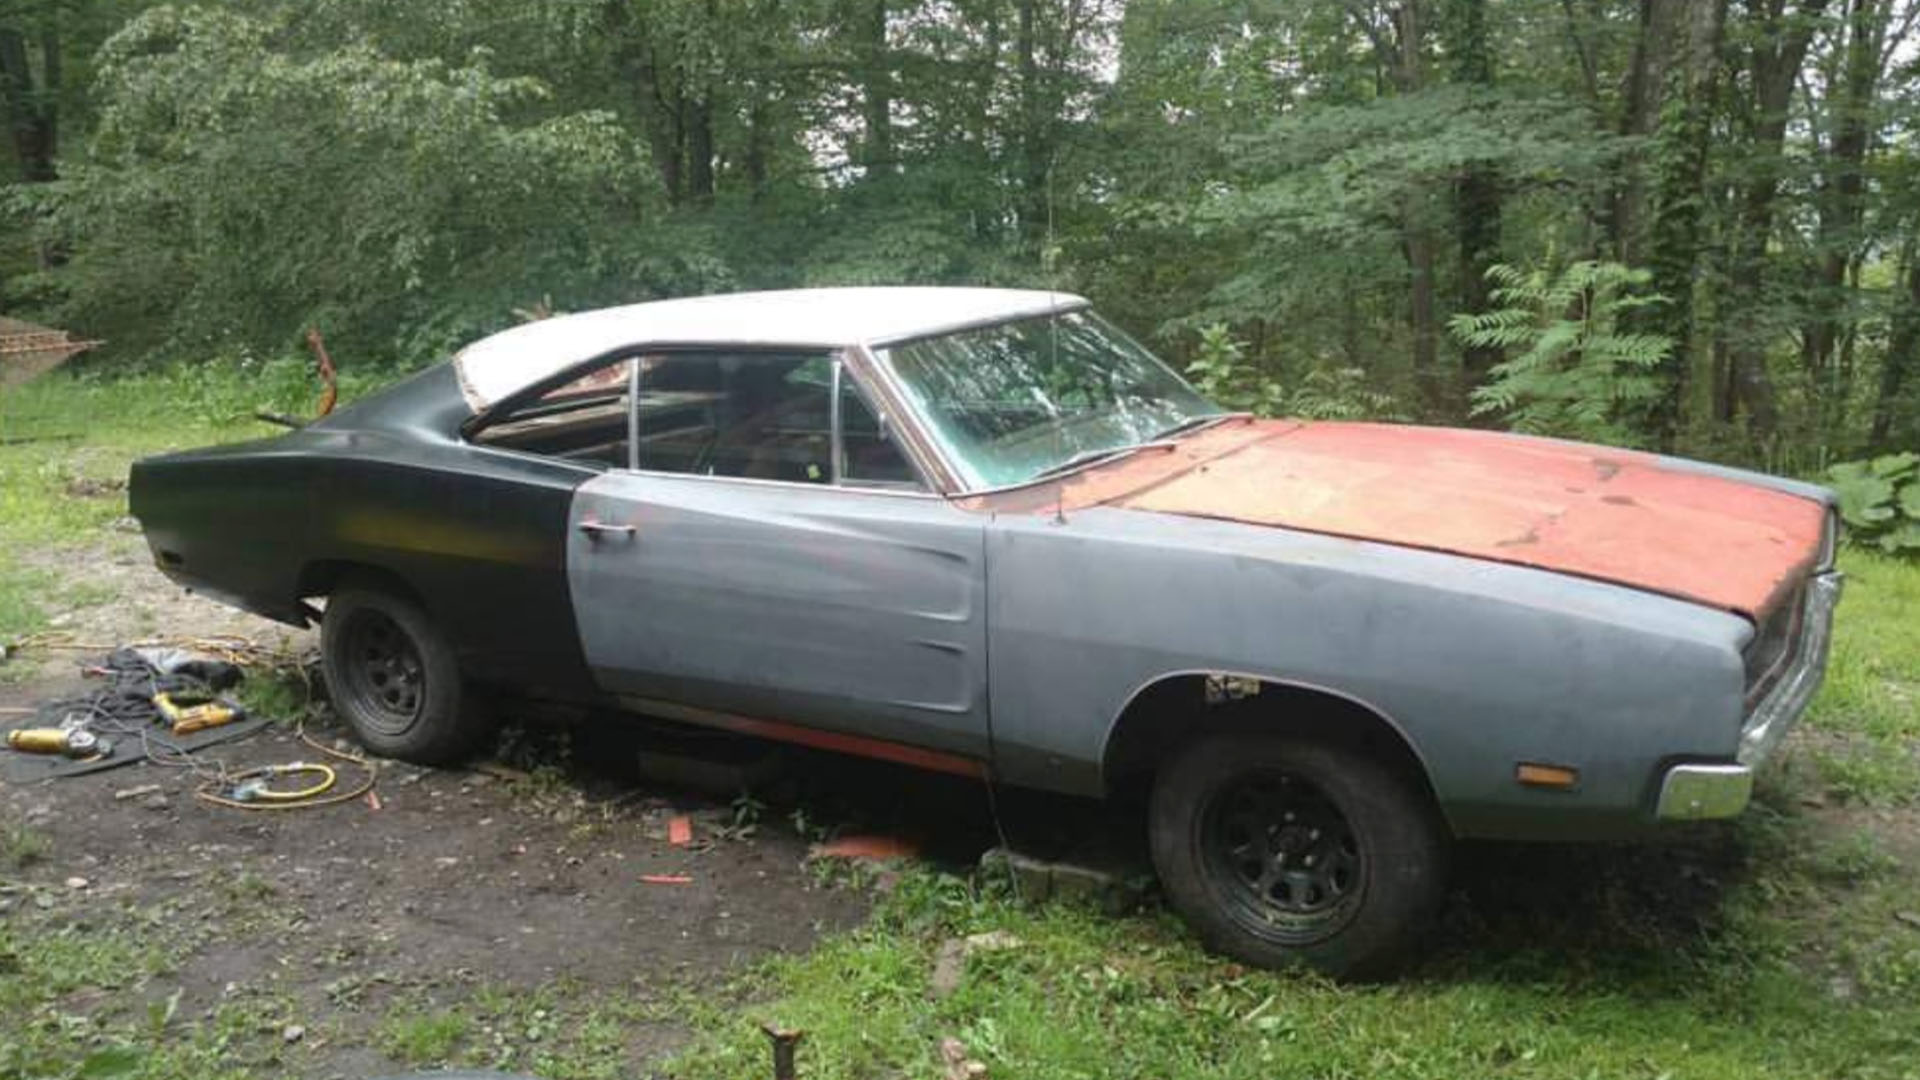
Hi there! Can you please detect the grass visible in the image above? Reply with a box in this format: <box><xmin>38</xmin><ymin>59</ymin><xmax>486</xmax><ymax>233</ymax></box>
<box><xmin>1802</xmin><ymin>551</ymin><xmax>1920</xmax><ymax>804</ymax></box>
<box><xmin>0</xmin><ymin>357</ymin><xmax>386</xmax><ymax>642</ymax></box>
<box><xmin>1</xmin><ymin>824</ymin><xmax>50</xmax><ymax>869</ymax></box>
<box><xmin>376</xmin><ymin>1009</ymin><xmax>472</xmax><ymax>1065</ymax></box>
<box><xmin>652</xmin><ymin>842</ymin><xmax>1920</xmax><ymax>1080</ymax></box>
<box><xmin>0</xmin><ymin>366</ymin><xmax>1917</xmax><ymax>1080</ymax></box>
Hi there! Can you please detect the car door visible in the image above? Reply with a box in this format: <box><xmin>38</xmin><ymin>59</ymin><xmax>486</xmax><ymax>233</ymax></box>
<box><xmin>565</xmin><ymin>349</ymin><xmax>991</xmax><ymax>764</ymax></box>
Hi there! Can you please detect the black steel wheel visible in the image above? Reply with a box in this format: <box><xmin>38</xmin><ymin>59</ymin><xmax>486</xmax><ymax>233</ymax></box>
<box><xmin>320</xmin><ymin>581</ymin><xmax>491</xmax><ymax>764</ymax></box>
<box><xmin>1150</xmin><ymin>732</ymin><xmax>1446</xmax><ymax>980</ymax></box>
<box><xmin>1203</xmin><ymin>770</ymin><xmax>1366</xmax><ymax>941</ymax></box>
<box><xmin>336</xmin><ymin>607</ymin><xmax>426</xmax><ymax>735</ymax></box>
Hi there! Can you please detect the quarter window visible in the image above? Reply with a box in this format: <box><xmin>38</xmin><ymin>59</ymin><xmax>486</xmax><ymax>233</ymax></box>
<box><xmin>469</xmin><ymin>358</ymin><xmax>634</xmax><ymax>468</ymax></box>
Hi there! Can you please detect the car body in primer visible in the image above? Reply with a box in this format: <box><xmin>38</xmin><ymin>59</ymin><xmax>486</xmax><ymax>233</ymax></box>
<box><xmin>132</xmin><ymin>287</ymin><xmax>1841</xmax><ymax>850</ymax></box>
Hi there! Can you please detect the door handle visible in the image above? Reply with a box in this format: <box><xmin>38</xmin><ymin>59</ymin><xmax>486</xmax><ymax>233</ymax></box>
<box><xmin>578</xmin><ymin>520</ymin><xmax>637</xmax><ymax>540</ymax></box>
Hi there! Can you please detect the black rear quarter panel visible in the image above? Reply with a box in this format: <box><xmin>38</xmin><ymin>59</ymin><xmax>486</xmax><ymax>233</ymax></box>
<box><xmin>130</xmin><ymin>365</ymin><xmax>600</xmax><ymax>702</ymax></box>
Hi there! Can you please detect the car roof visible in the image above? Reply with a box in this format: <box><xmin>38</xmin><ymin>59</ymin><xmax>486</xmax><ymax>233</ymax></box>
<box><xmin>452</xmin><ymin>286</ymin><xmax>1086</xmax><ymax>410</ymax></box>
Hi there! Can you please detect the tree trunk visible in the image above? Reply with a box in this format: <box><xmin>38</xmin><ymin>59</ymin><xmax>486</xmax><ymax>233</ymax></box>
<box><xmin>686</xmin><ymin>96</ymin><xmax>715</xmax><ymax>203</ymax></box>
<box><xmin>1645</xmin><ymin>0</ymin><xmax>1728</xmax><ymax>448</ymax></box>
<box><xmin>1405</xmin><ymin>222</ymin><xmax>1440</xmax><ymax>401</ymax></box>
<box><xmin>1016</xmin><ymin>0</ymin><xmax>1049</xmax><ymax>250</ymax></box>
<box><xmin>1448</xmin><ymin>0</ymin><xmax>1502</xmax><ymax>394</ymax></box>
<box><xmin>1381</xmin><ymin>3</ymin><xmax>1443</xmax><ymax>412</ymax></box>
<box><xmin>1870</xmin><ymin>250</ymin><xmax>1920</xmax><ymax>450</ymax></box>
<box><xmin>1721</xmin><ymin>0</ymin><xmax>1831</xmax><ymax>440</ymax></box>
<box><xmin>860</xmin><ymin>0</ymin><xmax>893</xmax><ymax>174</ymax></box>
<box><xmin>604</xmin><ymin>3</ymin><xmax>687</xmax><ymax>205</ymax></box>
<box><xmin>1603</xmin><ymin>0</ymin><xmax>1680</xmax><ymax>264</ymax></box>
<box><xmin>0</xmin><ymin>27</ymin><xmax>59</xmax><ymax>184</ymax></box>
<box><xmin>1803</xmin><ymin>0</ymin><xmax>1888</xmax><ymax>436</ymax></box>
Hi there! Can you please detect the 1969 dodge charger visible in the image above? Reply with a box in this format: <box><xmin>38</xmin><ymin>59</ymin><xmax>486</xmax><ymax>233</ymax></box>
<box><xmin>131</xmin><ymin>287</ymin><xmax>1841</xmax><ymax>976</ymax></box>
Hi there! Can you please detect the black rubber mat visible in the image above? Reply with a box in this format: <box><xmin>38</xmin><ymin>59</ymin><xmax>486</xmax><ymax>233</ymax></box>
<box><xmin>0</xmin><ymin>716</ymin><xmax>273</xmax><ymax>783</ymax></box>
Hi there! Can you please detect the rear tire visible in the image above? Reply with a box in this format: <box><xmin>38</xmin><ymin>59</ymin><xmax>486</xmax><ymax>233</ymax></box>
<box><xmin>1149</xmin><ymin>732</ymin><xmax>1446</xmax><ymax>980</ymax></box>
<box><xmin>320</xmin><ymin>583</ymin><xmax>490</xmax><ymax>764</ymax></box>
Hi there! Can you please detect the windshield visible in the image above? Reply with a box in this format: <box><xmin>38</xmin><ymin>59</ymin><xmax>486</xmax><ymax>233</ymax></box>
<box><xmin>877</xmin><ymin>310</ymin><xmax>1223</xmax><ymax>489</ymax></box>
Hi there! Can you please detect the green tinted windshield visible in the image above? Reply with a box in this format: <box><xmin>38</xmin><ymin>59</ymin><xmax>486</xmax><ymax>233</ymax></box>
<box><xmin>878</xmin><ymin>310</ymin><xmax>1223</xmax><ymax>489</ymax></box>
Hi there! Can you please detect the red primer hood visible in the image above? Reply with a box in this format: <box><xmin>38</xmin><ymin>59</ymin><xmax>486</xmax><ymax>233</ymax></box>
<box><xmin>1000</xmin><ymin>420</ymin><xmax>1827</xmax><ymax>620</ymax></box>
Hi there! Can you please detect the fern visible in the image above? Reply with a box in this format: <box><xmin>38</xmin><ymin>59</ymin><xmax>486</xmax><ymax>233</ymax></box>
<box><xmin>1450</xmin><ymin>261</ymin><xmax>1670</xmax><ymax>446</ymax></box>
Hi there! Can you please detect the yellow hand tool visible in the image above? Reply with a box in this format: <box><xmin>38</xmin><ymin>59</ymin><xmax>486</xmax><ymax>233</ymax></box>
<box><xmin>153</xmin><ymin>693</ymin><xmax>245</xmax><ymax>736</ymax></box>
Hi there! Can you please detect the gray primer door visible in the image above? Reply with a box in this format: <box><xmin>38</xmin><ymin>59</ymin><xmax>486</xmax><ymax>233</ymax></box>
<box><xmin>567</xmin><ymin>472</ymin><xmax>990</xmax><ymax>758</ymax></box>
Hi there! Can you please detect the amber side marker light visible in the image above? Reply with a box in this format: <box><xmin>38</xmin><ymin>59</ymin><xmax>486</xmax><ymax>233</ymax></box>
<box><xmin>1516</xmin><ymin>762</ymin><xmax>1580</xmax><ymax>789</ymax></box>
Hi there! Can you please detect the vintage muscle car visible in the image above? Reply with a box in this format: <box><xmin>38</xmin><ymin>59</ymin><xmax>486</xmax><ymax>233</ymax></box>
<box><xmin>131</xmin><ymin>288</ymin><xmax>1841</xmax><ymax>977</ymax></box>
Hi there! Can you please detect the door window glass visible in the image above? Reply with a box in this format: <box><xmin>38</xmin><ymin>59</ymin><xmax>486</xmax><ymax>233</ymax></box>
<box><xmin>635</xmin><ymin>353</ymin><xmax>836</xmax><ymax>483</ymax></box>
<box><xmin>634</xmin><ymin>352</ymin><xmax>922</xmax><ymax>489</ymax></box>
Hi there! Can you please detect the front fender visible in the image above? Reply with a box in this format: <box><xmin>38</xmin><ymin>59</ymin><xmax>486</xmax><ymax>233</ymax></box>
<box><xmin>983</xmin><ymin>506</ymin><xmax>1750</xmax><ymax>839</ymax></box>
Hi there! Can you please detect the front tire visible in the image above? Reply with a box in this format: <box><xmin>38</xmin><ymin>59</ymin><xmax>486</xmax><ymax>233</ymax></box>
<box><xmin>320</xmin><ymin>584</ymin><xmax>490</xmax><ymax>764</ymax></box>
<box><xmin>1149</xmin><ymin>733</ymin><xmax>1446</xmax><ymax>980</ymax></box>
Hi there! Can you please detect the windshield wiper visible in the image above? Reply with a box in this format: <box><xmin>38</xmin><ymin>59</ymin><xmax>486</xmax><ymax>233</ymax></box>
<box><xmin>1152</xmin><ymin>412</ymin><xmax>1249</xmax><ymax>441</ymax></box>
<box><xmin>1029</xmin><ymin>440</ymin><xmax>1177</xmax><ymax>482</ymax></box>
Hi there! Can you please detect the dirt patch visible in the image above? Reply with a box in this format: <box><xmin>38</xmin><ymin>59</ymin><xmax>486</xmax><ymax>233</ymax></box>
<box><xmin>0</xmin><ymin>710</ymin><xmax>871</xmax><ymax>1076</ymax></box>
<box><xmin>1</xmin><ymin>544</ymin><xmax>876</xmax><ymax>1078</ymax></box>
<box><xmin>8</xmin><ymin>532</ymin><xmax>307</xmax><ymax>681</ymax></box>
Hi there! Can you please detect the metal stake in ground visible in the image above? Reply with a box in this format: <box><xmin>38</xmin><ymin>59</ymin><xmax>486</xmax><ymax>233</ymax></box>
<box><xmin>761</xmin><ymin>1022</ymin><xmax>804</xmax><ymax>1080</ymax></box>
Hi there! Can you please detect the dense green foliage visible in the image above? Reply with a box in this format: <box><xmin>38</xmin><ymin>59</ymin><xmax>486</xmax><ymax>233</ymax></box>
<box><xmin>1827</xmin><ymin>452</ymin><xmax>1920</xmax><ymax>552</ymax></box>
<box><xmin>3</xmin><ymin>0</ymin><xmax>1917</xmax><ymax>464</ymax></box>
<box><xmin>1450</xmin><ymin>261</ymin><xmax>1669</xmax><ymax>445</ymax></box>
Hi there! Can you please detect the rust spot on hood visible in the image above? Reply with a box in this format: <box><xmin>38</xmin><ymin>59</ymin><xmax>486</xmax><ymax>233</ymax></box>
<box><xmin>967</xmin><ymin>419</ymin><xmax>1826</xmax><ymax>621</ymax></box>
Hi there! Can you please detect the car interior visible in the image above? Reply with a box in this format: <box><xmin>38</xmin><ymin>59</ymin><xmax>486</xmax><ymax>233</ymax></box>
<box><xmin>470</xmin><ymin>352</ymin><xmax>919</xmax><ymax>488</ymax></box>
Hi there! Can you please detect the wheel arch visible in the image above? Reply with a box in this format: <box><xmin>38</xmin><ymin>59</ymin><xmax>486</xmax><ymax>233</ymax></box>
<box><xmin>1100</xmin><ymin>671</ymin><xmax>1449</xmax><ymax>832</ymax></box>
<box><xmin>296</xmin><ymin>559</ymin><xmax>430</xmax><ymax>620</ymax></box>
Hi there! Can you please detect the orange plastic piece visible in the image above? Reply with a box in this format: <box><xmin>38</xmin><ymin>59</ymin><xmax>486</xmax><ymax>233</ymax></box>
<box><xmin>808</xmin><ymin>834</ymin><xmax>920</xmax><ymax>861</ymax></box>
<box><xmin>667</xmin><ymin>815</ymin><xmax>693</xmax><ymax>847</ymax></box>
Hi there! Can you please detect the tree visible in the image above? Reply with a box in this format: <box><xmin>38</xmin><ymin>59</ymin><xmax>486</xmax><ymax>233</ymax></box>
<box><xmin>38</xmin><ymin>5</ymin><xmax>654</xmax><ymax>361</ymax></box>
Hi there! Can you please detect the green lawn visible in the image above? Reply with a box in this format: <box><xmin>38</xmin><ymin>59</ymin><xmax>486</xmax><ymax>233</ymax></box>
<box><xmin>0</xmin><ymin>361</ymin><xmax>377</xmax><ymax>643</ymax></box>
<box><xmin>2</xmin><ymin>369</ymin><xmax>1917</xmax><ymax>1080</ymax></box>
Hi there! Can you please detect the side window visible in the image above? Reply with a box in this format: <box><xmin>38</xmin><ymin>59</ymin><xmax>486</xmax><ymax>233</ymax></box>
<box><xmin>838</xmin><ymin>376</ymin><xmax>919</xmax><ymax>487</ymax></box>
<box><xmin>636</xmin><ymin>352</ymin><xmax>835</xmax><ymax>483</ymax></box>
<box><xmin>470</xmin><ymin>358</ymin><xmax>633</xmax><ymax>468</ymax></box>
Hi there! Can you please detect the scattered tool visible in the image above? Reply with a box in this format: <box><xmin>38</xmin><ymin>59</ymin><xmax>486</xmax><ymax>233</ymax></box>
<box><xmin>153</xmin><ymin>692</ymin><xmax>245</xmax><ymax>736</ymax></box>
<box><xmin>193</xmin><ymin>724</ymin><xmax>377</xmax><ymax>812</ymax></box>
<box><xmin>6</xmin><ymin>727</ymin><xmax>110</xmax><ymax>759</ymax></box>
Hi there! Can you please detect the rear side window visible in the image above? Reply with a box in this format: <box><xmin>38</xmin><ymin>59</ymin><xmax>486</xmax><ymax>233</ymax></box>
<box><xmin>471</xmin><ymin>350</ymin><xmax>923</xmax><ymax>489</ymax></box>
<box><xmin>470</xmin><ymin>358</ymin><xmax>633</xmax><ymax>468</ymax></box>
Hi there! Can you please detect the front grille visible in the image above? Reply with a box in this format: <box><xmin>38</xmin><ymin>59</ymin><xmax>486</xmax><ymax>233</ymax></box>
<box><xmin>1738</xmin><ymin>571</ymin><xmax>1842</xmax><ymax>765</ymax></box>
<box><xmin>1744</xmin><ymin>579</ymin><xmax>1807</xmax><ymax>708</ymax></box>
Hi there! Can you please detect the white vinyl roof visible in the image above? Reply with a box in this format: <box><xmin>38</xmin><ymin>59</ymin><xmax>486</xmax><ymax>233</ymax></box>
<box><xmin>452</xmin><ymin>286</ymin><xmax>1086</xmax><ymax>410</ymax></box>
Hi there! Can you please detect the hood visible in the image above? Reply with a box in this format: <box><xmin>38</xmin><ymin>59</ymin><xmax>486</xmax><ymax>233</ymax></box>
<box><xmin>972</xmin><ymin>419</ymin><xmax>1828</xmax><ymax>621</ymax></box>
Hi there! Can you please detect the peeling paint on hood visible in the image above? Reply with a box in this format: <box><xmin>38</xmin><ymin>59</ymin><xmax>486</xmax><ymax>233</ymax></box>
<box><xmin>967</xmin><ymin>419</ymin><xmax>1828</xmax><ymax>621</ymax></box>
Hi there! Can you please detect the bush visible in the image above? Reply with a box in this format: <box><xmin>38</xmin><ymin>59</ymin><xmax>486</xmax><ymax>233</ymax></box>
<box><xmin>1826</xmin><ymin>453</ymin><xmax>1920</xmax><ymax>555</ymax></box>
<box><xmin>1184</xmin><ymin>323</ymin><xmax>1399</xmax><ymax>421</ymax></box>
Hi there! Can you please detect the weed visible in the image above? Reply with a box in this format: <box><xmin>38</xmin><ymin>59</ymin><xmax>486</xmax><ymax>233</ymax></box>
<box><xmin>1810</xmin><ymin>738</ymin><xmax>1920</xmax><ymax>806</ymax></box>
<box><xmin>377</xmin><ymin>1009</ymin><xmax>472</xmax><ymax>1064</ymax></box>
<box><xmin>1805</xmin><ymin>828</ymin><xmax>1900</xmax><ymax>885</ymax></box>
<box><xmin>2</xmin><ymin>824</ymin><xmax>50</xmax><ymax>869</ymax></box>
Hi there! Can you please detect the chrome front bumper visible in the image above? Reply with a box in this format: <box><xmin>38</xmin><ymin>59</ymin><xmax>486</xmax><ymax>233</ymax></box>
<box><xmin>1656</xmin><ymin>570</ymin><xmax>1844</xmax><ymax>822</ymax></box>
